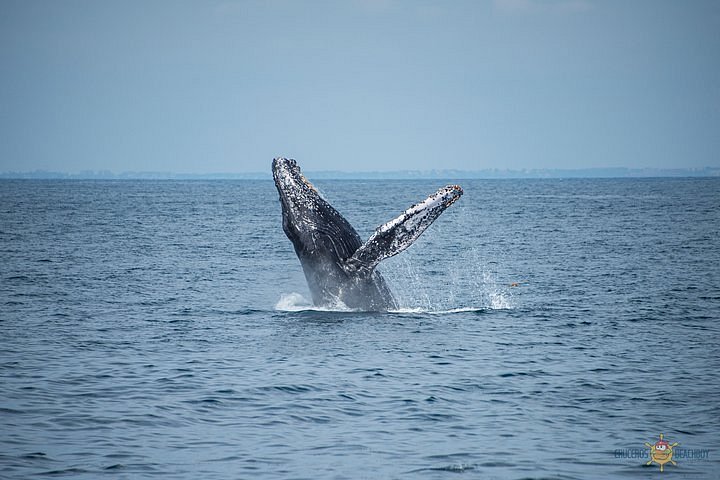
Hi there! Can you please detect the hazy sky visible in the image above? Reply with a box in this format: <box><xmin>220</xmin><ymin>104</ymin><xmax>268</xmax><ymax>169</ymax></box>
<box><xmin>1</xmin><ymin>0</ymin><xmax>719</xmax><ymax>173</ymax></box>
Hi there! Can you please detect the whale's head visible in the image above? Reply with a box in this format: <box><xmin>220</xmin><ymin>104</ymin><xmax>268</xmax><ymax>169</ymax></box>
<box><xmin>272</xmin><ymin>157</ymin><xmax>319</xmax><ymax>214</ymax></box>
<box><xmin>272</xmin><ymin>157</ymin><xmax>361</xmax><ymax>259</ymax></box>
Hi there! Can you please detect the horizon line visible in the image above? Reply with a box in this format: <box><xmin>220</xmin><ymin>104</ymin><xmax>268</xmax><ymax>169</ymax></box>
<box><xmin>1</xmin><ymin>166</ymin><xmax>719</xmax><ymax>180</ymax></box>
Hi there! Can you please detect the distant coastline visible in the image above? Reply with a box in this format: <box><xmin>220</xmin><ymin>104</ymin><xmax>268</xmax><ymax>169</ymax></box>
<box><xmin>1</xmin><ymin>167</ymin><xmax>718</xmax><ymax>180</ymax></box>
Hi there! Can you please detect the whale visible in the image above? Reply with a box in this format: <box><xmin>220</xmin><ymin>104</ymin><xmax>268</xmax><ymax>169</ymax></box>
<box><xmin>272</xmin><ymin>157</ymin><xmax>463</xmax><ymax>311</ymax></box>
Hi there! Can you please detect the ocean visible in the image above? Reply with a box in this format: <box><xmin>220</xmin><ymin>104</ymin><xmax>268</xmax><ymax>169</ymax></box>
<box><xmin>1</xmin><ymin>177</ymin><xmax>719</xmax><ymax>479</ymax></box>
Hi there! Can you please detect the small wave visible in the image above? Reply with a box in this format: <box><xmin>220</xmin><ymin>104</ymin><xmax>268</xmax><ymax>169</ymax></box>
<box><xmin>408</xmin><ymin>463</ymin><xmax>477</xmax><ymax>474</ymax></box>
<box><xmin>38</xmin><ymin>467</ymin><xmax>90</xmax><ymax>476</ymax></box>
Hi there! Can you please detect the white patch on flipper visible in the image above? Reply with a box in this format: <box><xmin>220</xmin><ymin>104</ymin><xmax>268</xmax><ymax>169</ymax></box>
<box><xmin>377</xmin><ymin>185</ymin><xmax>462</xmax><ymax>234</ymax></box>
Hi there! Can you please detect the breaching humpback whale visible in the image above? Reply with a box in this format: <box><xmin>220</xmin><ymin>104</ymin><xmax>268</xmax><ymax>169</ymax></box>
<box><xmin>273</xmin><ymin>157</ymin><xmax>463</xmax><ymax>311</ymax></box>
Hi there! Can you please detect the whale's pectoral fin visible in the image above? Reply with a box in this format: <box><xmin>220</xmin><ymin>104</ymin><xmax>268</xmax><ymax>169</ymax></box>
<box><xmin>343</xmin><ymin>185</ymin><xmax>463</xmax><ymax>276</ymax></box>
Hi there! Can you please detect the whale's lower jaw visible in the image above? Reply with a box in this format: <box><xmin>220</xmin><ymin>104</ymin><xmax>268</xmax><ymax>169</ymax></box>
<box><xmin>299</xmin><ymin>258</ymin><xmax>397</xmax><ymax>311</ymax></box>
<box><xmin>309</xmin><ymin>282</ymin><xmax>397</xmax><ymax>312</ymax></box>
<box><xmin>291</xmin><ymin>239</ymin><xmax>397</xmax><ymax>311</ymax></box>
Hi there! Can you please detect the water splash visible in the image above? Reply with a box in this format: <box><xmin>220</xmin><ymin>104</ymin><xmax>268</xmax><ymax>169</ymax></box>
<box><xmin>274</xmin><ymin>292</ymin><xmax>353</xmax><ymax>312</ymax></box>
<box><xmin>381</xmin><ymin>245</ymin><xmax>514</xmax><ymax>312</ymax></box>
<box><xmin>275</xmin><ymin>247</ymin><xmax>515</xmax><ymax>314</ymax></box>
<box><xmin>274</xmin><ymin>292</ymin><xmax>310</xmax><ymax>311</ymax></box>
<box><xmin>489</xmin><ymin>292</ymin><xmax>512</xmax><ymax>310</ymax></box>
<box><xmin>390</xmin><ymin>306</ymin><xmax>489</xmax><ymax>314</ymax></box>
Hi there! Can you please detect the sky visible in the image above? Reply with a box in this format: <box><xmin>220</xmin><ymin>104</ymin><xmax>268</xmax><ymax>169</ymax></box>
<box><xmin>1</xmin><ymin>0</ymin><xmax>719</xmax><ymax>174</ymax></box>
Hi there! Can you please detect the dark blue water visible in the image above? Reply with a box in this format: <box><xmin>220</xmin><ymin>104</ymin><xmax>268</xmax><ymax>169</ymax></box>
<box><xmin>1</xmin><ymin>178</ymin><xmax>719</xmax><ymax>479</ymax></box>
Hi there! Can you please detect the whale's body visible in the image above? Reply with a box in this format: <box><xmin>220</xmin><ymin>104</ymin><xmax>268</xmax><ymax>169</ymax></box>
<box><xmin>272</xmin><ymin>158</ymin><xmax>462</xmax><ymax>311</ymax></box>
